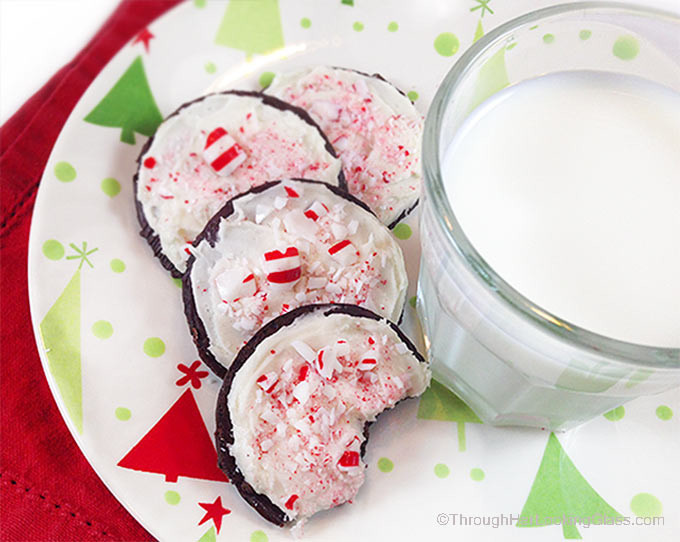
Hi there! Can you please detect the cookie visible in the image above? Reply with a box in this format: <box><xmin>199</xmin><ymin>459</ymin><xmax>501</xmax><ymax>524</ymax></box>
<box><xmin>215</xmin><ymin>304</ymin><xmax>430</xmax><ymax>527</ymax></box>
<box><xmin>134</xmin><ymin>91</ymin><xmax>345</xmax><ymax>276</ymax></box>
<box><xmin>265</xmin><ymin>66</ymin><xmax>423</xmax><ymax>227</ymax></box>
<box><xmin>183</xmin><ymin>179</ymin><xmax>408</xmax><ymax>377</ymax></box>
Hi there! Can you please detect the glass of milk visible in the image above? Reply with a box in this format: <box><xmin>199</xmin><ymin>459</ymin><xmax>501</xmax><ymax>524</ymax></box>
<box><xmin>419</xmin><ymin>2</ymin><xmax>680</xmax><ymax>430</ymax></box>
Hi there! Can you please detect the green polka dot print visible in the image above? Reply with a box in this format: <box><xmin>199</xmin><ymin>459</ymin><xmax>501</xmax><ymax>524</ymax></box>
<box><xmin>110</xmin><ymin>258</ymin><xmax>126</xmax><ymax>273</ymax></box>
<box><xmin>101</xmin><ymin>177</ymin><xmax>121</xmax><ymax>197</ymax></box>
<box><xmin>630</xmin><ymin>492</ymin><xmax>662</xmax><ymax>518</ymax></box>
<box><xmin>603</xmin><ymin>406</ymin><xmax>625</xmax><ymax>421</ymax></box>
<box><xmin>393</xmin><ymin>223</ymin><xmax>412</xmax><ymax>240</ymax></box>
<box><xmin>205</xmin><ymin>62</ymin><xmax>217</xmax><ymax>74</ymax></box>
<box><xmin>387</xmin><ymin>22</ymin><xmax>399</xmax><ymax>32</ymax></box>
<box><xmin>579</xmin><ymin>30</ymin><xmax>592</xmax><ymax>40</ymax></box>
<box><xmin>43</xmin><ymin>240</ymin><xmax>64</xmax><ymax>260</ymax></box>
<box><xmin>259</xmin><ymin>71</ymin><xmax>275</xmax><ymax>88</ymax></box>
<box><xmin>54</xmin><ymin>161</ymin><xmax>76</xmax><ymax>182</ymax></box>
<box><xmin>543</xmin><ymin>33</ymin><xmax>555</xmax><ymax>44</ymax></box>
<box><xmin>434</xmin><ymin>463</ymin><xmax>450</xmax><ymax>478</ymax></box>
<box><xmin>353</xmin><ymin>21</ymin><xmax>364</xmax><ymax>32</ymax></box>
<box><xmin>144</xmin><ymin>337</ymin><xmax>165</xmax><ymax>357</ymax></box>
<box><xmin>164</xmin><ymin>490</ymin><xmax>181</xmax><ymax>505</ymax></box>
<box><xmin>470</xmin><ymin>468</ymin><xmax>485</xmax><ymax>481</ymax></box>
<box><xmin>300</xmin><ymin>17</ymin><xmax>311</xmax><ymax>29</ymax></box>
<box><xmin>407</xmin><ymin>90</ymin><xmax>419</xmax><ymax>102</ymax></box>
<box><xmin>434</xmin><ymin>32</ymin><xmax>459</xmax><ymax>57</ymax></box>
<box><xmin>377</xmin><ymin>457</ymin><xmax>393</xmax><ymax>472</ymax></box>
<box><xmin>656</xmin><ymin>405</ymin><xmax>673</xmax><ymax>420</ymax></box>
<box><xmin>115</xmin><ymin>407</ymin><xmax>131</xmax><ymax>421</ymax></box>
<box><xmin>250</xmin><ymin>531</ymin><xmax>268</xmax><ymax>542</ymax></box>
<box><xmin>613</xmin><ymin>35</ymin><xmax>639</xmax><ymax>60</ymax></box>
<box><xmin>92</xmin><ymin>320</ymin><xmax>113</xmax><ymax>339</ymax></box>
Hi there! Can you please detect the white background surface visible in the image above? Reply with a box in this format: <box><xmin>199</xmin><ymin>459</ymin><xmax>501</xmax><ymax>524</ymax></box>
<box><xmin>0</xmin><ymin>0</ymin><xmax>119</xmax><ymax>124</ymax></box>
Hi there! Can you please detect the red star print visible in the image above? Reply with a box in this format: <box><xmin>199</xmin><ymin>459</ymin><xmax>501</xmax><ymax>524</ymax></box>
<box><xmin>198</xmin><ymin>496</ymin><xmax>231</xmax><ymax>533</ymax></box>
<box><xmin>133</xmin><ymin>27</ymin><xmax>154</xmax><ymax>53</ymax></box>
<box><xmin>176</xmin><ymin>360</ymin><xmax>209</xmax><ymax>389</ymax></box>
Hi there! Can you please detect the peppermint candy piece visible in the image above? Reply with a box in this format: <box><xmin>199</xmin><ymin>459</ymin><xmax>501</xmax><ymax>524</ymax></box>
<box><xmin>303</xmin><ymin>201</ymin><xmax>329</xmax><ymax>221</ymax></box>
<box><xmin>336</xmin><ymin>450</ymin><xmax>360</xmax><ymax>473</ymax></box>
<box><xmin>256</xmin><ymin>372</ymin><xmax>279</xmax><ymax>394</ymax></box>
<box><xmin>328</xmin><ymin>239</ymin><xmax>358</xmax><ymax>266</ymax></box>
<box><xmin>214</xmin><ymin>267</ymin><xmax>257</xmax><ymax>302</ymax></box>
<box><xmin>264</xmin><ymin>247</ymin><xmax>302</xmax><ymax>286</ymax></box>
<box><xmin>357</xmin><ymin>352</ymin><xmax>378</xmax><ymax>371</ymax></box>
<box><xmin>315</xmin><ymin>345</ymin><xmax>343</xmax><ymax>380</ymax></box>
<box><xmin>203</xmin><ymin>127</ymin><xmax>247</xmax><ymax>176</ymax></box>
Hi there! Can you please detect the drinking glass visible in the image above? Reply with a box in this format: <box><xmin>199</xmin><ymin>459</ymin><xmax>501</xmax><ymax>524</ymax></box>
<box><xmin>419</xmin><ymin>2</ymin><xmax>680</xmax><ymax>430</ymax></box>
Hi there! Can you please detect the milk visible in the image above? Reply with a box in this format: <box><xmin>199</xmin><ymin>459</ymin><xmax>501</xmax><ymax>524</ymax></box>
<box><xmin>442</xmin><ymin>71</ymin><xmax>680</xmax><ymax>348</ymax></box>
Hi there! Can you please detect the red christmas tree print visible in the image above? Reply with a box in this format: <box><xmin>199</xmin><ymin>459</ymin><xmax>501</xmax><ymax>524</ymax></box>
<box><xmin>117</xmin><ymin>389</ymin><xmax>228</xmax><ymax>483</ymax></box>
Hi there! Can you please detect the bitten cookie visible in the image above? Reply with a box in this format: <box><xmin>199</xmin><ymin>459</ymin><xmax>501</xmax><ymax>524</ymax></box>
<box><xmin>215</xmin><ymin>304</ymin><xmax>430</xmax><ymax>528</ymax></box>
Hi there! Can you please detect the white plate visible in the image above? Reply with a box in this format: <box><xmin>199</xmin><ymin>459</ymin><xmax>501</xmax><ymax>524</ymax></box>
<box><xmin>28</xmin><ymin>1</ymin><xmax>679</xmax><ymax>540</ymax></box>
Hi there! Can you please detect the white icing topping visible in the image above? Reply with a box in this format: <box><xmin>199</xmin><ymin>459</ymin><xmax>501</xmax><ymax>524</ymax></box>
<box><xmin>137</xmin><ymin>93</ymin><xmax>343</xmax><ymax>272</ymax></box>
<box><xmin>227</xmin><ymin>310</ymin><xmax>430</xmax><ymax>524</ymax></box>
<box><xmin>266</xmin><ymin>66</ymin><xmax>423</xmax><ymax>225</ymax></box>
<box><xmin>190</xmin><ymin>180</ymin><xmax>408</xmax><ymax>367</ymax></box>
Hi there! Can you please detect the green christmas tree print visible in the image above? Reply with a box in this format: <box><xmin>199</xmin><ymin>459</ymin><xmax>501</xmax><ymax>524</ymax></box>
<box><xmin>40</xmin><ymin>270</ymin><xmax>82</xmax><ymax>433</ymax></box>
<box><xmin>518</xmin><ymin>433</ymin><xmax>623</xmax><ymax>539</ymax></box>
<box><xmin>417</xmin><ymin>379</ymin><xmax>482</xmax><ymax>451</ymax></box>
<box><xmin>468</xmin><ymin>19</ymin><xmax>510</xmax><ymax>111</ymax></box>
<box><xmin>474</xmin><ymin>19</ymin><xmax>484</xmax><ymax>43</ymax></box>
<box><xmin>215</xmin><ymin>0</ymin><xmax>284</xmax><ymax>57</ymax></box>
<box><xmin>84</xmin><ymin>56</ymin><xmax>163</xmax><ymax>144</ymax></box>
<box><xmin>555</xmin><ymin>360</ymin><xmax>627</xmax><ymax>393</ymax></box>
<box><xmin>197</xmin><ymin>526</ymin><xmax>216</xmax><ymax>542</ymax></box>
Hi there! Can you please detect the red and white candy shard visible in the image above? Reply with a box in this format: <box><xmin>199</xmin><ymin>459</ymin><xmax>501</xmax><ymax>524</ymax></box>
<box><xmin>214</xmin><ymin>265</ymin><xmax>257</xmax><ymax>303</ymax></box>
<box><xmin>226</xmin><ymin>309</ymin><xmax>430</xmax><ymax>525</ymax></box>
<box><xmin>187</xmin><ymin>180</ymin><xmax>408</xmax><ymax>370</ymax></box>
<box><xmin>265</xmin><ymin>66</ymin><xmax>424</xmax><ymax>226</ymax></box>
<box><xmin>203</xmin><ymin>127</ymin><xmax>247</xmax><ymax>176</ymax></box>
<box><xmin>328</xmin><ymin>239</ymin><xmax>357</xmax><ymax>266</ymax></box>
<box><xmin>264</xmin><ymin>247</ymin><xmax>302</xmax><ymax>286</ymax></box>
<box><xmin>136</xmin><ymin>92</ymin><xmax>343</xmax><ymax>274</ymax></box>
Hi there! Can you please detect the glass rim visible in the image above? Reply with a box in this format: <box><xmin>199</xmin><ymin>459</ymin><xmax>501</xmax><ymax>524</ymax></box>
<box><xmin>423</xmin><ymin>1</ymin><xmax>680</xmax><ymax>368</ymax></box>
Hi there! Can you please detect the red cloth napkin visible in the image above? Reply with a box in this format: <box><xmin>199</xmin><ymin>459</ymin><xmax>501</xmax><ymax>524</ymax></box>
<box><xmin>1</xmin><ymin>2</ymin><xmax>181</xmax><ymax>540</ymax></box>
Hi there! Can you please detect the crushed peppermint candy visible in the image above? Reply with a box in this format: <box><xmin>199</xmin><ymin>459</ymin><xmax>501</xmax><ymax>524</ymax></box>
<box><xmin>203</xmin><ymin>127</ymin><xmax>248</xmax><ymax>176</ymax></box>
<box><xmin>304</xmin><ymin>200</ymin><xmax>329</xmax><ymax>221</ymax></box>
<box><xmin>223</xmin><ymin>309</ymin><xmax>430</xmax><ymax>526</ymax></box>
<box><xmin>136</xmin><ymin>93</ymin><xmax>344</xmax><ymax>276</ymax></box>
<box><xmin>187</xmin><ymin>180</ymin><xmax>407</xmax><ymax>373</ymax></box>
<box><xmin>292</xmin><ymin>340</ymin><xmax>316</xmax><ymax>363</ymax></box>
<box><xmin>328</xmin><ymin>239</ymin><xmax>358</xmax><ymax>266</ymax></box>
<box><xmin>265</xmin><ymin>66</ymin><xmax>424</xmax><ymax>226</ymax></box>
<box><xmin>263</xmin><ymin>246</ymin><xmax>302</xmax><ymax>286</ymax></box>
<box><xmin>256</xmin><ymin>372</ymin><xmax>279</xmax><ymax>393</ymax></box>
<box><xmin>214</xmin><ymin>267</ymin><xmax>257</xmax><ymax>302</ymax></box>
